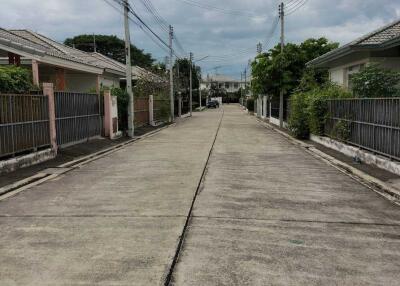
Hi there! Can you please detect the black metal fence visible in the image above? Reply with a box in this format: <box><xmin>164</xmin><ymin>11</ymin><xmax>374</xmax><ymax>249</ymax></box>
<box><xmin>54</xmin><ymin>92</ymin><xmax>102</xmax><ymax>147</ymax></box>
<box><xmin>325</xmin><ymin>98</ymin><xmax>400</xmax><ymax>161</ymax></box>
<box><xmin>270</xmin><ymin>98</ymin><xmax>289</xmax><ymax>121</ymax></box>
<box><xmin>0</xmin><ymin>94</ymin><xmax>50</xmax><ymax>158</ymax></box>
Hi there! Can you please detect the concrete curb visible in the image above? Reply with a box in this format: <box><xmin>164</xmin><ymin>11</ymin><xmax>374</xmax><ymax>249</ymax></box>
<box><xmin>310</xmin><ymin>134</ymin><xmax>400</xmax><ymax>176</ymax></box>
<box><xmin>0</xmin><ymin>123</ymin><xmax>176</xmax><ymax>201</ymax></box>
<box><xmin>0</xmin><ymin>148</ymin><xmax>56</xmax><ymax>175</ymax></box>
<box><xmin>255</xmin><ymin>118</ymin><xmax>400</xmax><ymax>206</ymax></box>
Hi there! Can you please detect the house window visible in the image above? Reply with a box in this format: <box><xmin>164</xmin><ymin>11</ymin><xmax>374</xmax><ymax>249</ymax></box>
<box><xmin>219</xmin><ymin>83</ymin><xmax>223</xmax><ymax>88</ymax></box>
<box><xmin>234</xmin><ymin>83</ymin><xmax>239</xmax><ymax>89</ymax></box>
<box><xmin>225</xmin><ymin>82</ymin><xmax>230</xmax><ymax>89</ymax></box>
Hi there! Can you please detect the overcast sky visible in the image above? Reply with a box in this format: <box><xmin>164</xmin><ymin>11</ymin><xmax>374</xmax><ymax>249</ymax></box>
<box><xmin>1</xmin><ymin>0</ymin><xmax>399</xmax><ymax>79</ymax></box>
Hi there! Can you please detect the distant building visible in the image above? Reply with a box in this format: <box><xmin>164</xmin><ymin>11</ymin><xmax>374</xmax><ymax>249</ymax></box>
<box><xmin>307</xmin><ymin>19</ymin><xmax>400</xmax><ymax>90</ymax></box>
<box><xmin>200</xmin><ymin>74</ymin><xmax>250</xmax><ymax>94</ymax></box>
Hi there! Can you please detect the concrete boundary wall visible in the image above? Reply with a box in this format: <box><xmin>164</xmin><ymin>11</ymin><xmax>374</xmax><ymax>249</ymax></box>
<box><xmin>310</xmin><ymin>134</ymin><xmax>400</xmax><ymax>176</ymax></box>
<box><xmin>0</xmin><ymin>149</ymin><xmax>56</xmax><ymax>175</ymax></box>
<box><xmin>269</xmin><ymin>117</ymin><xmax>288</xmax><ymax>129</ymax></box>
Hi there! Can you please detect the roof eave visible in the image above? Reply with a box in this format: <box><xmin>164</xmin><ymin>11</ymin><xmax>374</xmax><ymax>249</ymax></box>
<box><xmin>307</xmin><ymin>46</ymin><xmax>354</xmax><ymax>68</ymax></box>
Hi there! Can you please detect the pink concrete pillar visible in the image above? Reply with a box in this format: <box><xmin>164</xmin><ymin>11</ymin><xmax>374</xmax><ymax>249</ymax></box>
<box><xmin>104</xmin><ymin>89</ymin><xmax>112</xmax><ymax>138</ymax></box>
<box><xmin>43</xmin><ymin>83</ymin><xmax>58</xmax><ymax>154</ymax></box>
<box><xmin>32</xmin><ymin>59</ymin><xmax>40</xmax><ymax>87</ymax></box>
<box><xmin>149</xmin><ymin>94</ymin><xmax>154</xmax><ymax>126</ymax></box>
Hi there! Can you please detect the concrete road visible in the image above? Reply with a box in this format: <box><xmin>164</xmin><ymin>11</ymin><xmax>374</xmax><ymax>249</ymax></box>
<box><xmin>171</xmin><ymin>105</ymin><xmax>400</xmax><ymax>286</ymax></box>
<box><xmin>0</xmin><ymin>110</ymin><xmax>223</xmax><ymax>286</ymax></box>
<box><xmin>1</xmin><ymin>105</ymin><xmax>399</xmax><ymax>286</ymax></box>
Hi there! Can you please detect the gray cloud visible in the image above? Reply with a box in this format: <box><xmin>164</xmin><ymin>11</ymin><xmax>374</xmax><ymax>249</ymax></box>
<box><xmin>0</xmin><ymin>0</ymin><xmax>399</xmax><ymax>78</ymax></box>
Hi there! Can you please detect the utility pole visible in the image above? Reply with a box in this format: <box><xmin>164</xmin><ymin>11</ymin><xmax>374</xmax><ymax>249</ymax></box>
<box><xmin>93</xmin><ymin>33</ymin><xmax>97</xmax><ymax>53</ymax></box>
<box><xmin>279</xmin><ymin>2</ymin><xmax>285</xmax><ymax>128</ymax></box>
<box><xmin>240</xmin><ymin>72</ymin><xmax>243</xmax><ymax>101</ymax></box>
<box><xmin>199</xmin><ymin>87</ymin><xmax>202</xmax><ymax>109</ymax></box>
<box><xmin>257</xmin><ymin>42</ymin><xmax>262</xmax><ymax>55</ymax></box>
<box><xmin>169</xmin><ymin>25</ymin><xmax>174</xmax><ymax>122</ymax></box>
<box><xmin>123</xmin><ymin>0</ymin><xmax>134</xmax><ymax>137</ymax></box>
<box><xmin>189</xmin><ymin>52</ymin><xmax>193</xmax><ymax>116</ymax></box>
<box><xmin>244</xmin><ymin>68</ymin><xmax>247</xmax><ymax>97</ymax></box>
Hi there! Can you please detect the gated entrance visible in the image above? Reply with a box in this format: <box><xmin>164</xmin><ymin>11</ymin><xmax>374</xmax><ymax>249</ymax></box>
<box><xmin>54</xmin><ymin>92</ymin><xmax>103</xmax><ymax>147</ymax></box>
<box><xmin>0</xmin><ymin>93</ymin><xmax>50</xmax><ymax>159</ymax></box>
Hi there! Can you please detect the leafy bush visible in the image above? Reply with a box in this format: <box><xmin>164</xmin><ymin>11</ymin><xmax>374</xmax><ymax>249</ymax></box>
<box><xmin>331</xmin><ymin>120</ymin><xmax>351</xmax><ymax>142</ymax></box>
<box><xmin>288</xmin><ymin>92</ymin><xmax>309</xmax><ymax>139</ymax></box>
<box><xmin>0</xmin><ymin>66</ymin><xmax>33</xmax><ymax>93</ymax></box>
<box><xmin>308</xmin><ymin>83</ymin><xmax>351</xmax><ymax>135</ymax></box>
<box><xmin>351</xmin><ymin>65</ymin><xmax>400</xmax><ymax>98</ymax></box>
<box><xmin>111</xmin><ymin>87</ymin><xmax>129</xmax><ymax>131</ymax></box>
<box><xmin>288</xmin><ymin>83</ymin><xmax>351</xmax><ymax>138</ymax></box>
<box><xmin>246</xmin><ymin>98</ymin><xmax>255</xmax><ymax>112</ymax></box>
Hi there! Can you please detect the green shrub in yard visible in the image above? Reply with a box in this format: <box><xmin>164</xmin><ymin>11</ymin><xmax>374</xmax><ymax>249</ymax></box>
<box><xmin>0</xmin><ymin>66</ymin><xmax>33</xmax><ymax>93</ymax></box>
<box><xmin>246</xmin><ymin>98</ymin><xmax>255</xmax><ymax>112</ymax></box>
<box><xmin>288</xmin><ymin>83</ymin><xmax>351</xmax><ymax>139</ymax></box>
<box><xmin>351</xmin><ymin>65</ymin><xmax>400</xmax><ymax>98</ymax></box>
<box><xmin>288</xmin><ymin>92</ymin><xmax>309</xmax><ymax>139</ymax></box>
<box><xmin>308</xmin><ymin>84</ymin><xmax>351</xmax><ymax>135</ymax></box>
<box><xmin>330</xmin><ymin>119</ymin><xmax>351</xmax><ymax>142</ymax></box>
<box><xmin>111</xmin><ymin>87</ymin><xmax>129</xmax><ymax>131</ymax></box>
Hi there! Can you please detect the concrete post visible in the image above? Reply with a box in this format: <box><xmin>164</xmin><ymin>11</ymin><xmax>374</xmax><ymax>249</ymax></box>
<box><xmin>43</xmin><ymin>83</ymin><xmax>57</xmax><ymax>154</ymax></box>
<box><xmin>32</xmin><ymin>59</ymin><xmax>39</xmax><ymax>87</ymax></box>
<box><xmin>104</xmin><ymin>90</ymin><xmax>112</xmax><ymax>138</ymax></box>
<box><xmin>178</xmin><ymin>93</ymin><xmax>182</xmax><ymax>117</ymax></box>
<box><xmin>263</xmin><ymin>96</ymin><xmax>267</xmax><ymax>118</ymax></box>
<box><xmin>269</xmin><ymin>98</ymin><xmax>272</xmax><ymax>120</ymax></box>
<box><xmin>149</xmin><ymin>94</ymin><xmax>155</xmax><ymax>126</ymax></box>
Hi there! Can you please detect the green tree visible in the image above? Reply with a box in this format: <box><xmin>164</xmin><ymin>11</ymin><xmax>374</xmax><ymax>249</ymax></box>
<box><xmin>173</xmin><ymin>58</ymin><xmax>201</xmax><ymax>91</ymax></box>
<box><xmin>64</xmin><ymin>34</ymin><xmax>155</xmax><ymax>68</ymax></box>
<box><xmin>251</xmin><ymin>38</ymin><xmax>339</xmax><ymax>97</ymax></box>
<box><xmin>351</xmin><ymin>65</ymin><xmax>400</xmax><ymax>97</ymax></box>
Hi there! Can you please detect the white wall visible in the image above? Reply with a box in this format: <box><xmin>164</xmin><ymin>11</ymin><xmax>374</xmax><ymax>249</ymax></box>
<box><xmin>328</xmin><ymin>58</ymin><xmax>370</xmax><ymax>88</ymax></box>
<box><xmin>329</xmin><ymin>68</ymin><xmax>345</xmax><ymax>86</ymax></box>
<box><xmin>101</xmin><ymin>75</ymin><xmax>120</xmax><ymax>88</ymax></box>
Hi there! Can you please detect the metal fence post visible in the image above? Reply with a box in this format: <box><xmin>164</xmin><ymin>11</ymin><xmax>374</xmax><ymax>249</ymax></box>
<box><xmin>43</xmin><ymin>83</ymin><xmax>57</xmax><ymax>154</ymax></box>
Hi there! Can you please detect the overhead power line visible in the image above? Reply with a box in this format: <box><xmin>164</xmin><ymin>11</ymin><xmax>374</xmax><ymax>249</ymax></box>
<box><xmin>285</xmin><ymin>0</ymin><xmax>309</xmax><ymax>16</ymax></box>
<box><xmin>136</xmin><ymin>0</ymin><xmax>187</xmax><ymax>56</ymax></box>
<box><xmin>173</xmin><ymin>0</ymin><xmax>260</xmax><ymax>18</ymax></box>
<box><xmin>103</xmin><ymin>0</ymin><xmax>181</xmax><ymax>58</ymax></box>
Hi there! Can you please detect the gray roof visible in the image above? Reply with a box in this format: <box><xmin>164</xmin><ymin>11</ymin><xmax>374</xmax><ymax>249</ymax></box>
<box><xmin>308</xmin><ymin>19</ymin><xmax>400</xmax><ymax>67</ymax></box>
<box><xmin>0</xmin><ymin>29</ymin><xmax>161</xmax><ymax>80</ymax></box>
